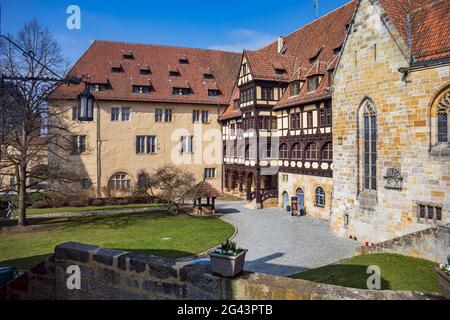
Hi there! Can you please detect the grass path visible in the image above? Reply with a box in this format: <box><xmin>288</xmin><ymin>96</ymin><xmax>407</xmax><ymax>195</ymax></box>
<box><xmin>290</xmin><ymin>253</ymin><xmax>440</xmax><ymax>293</ymax></box>
<box><xmin>0</xmin><ymin>210</ymin><xmax>235</xmax><ymax>270</ymax></box>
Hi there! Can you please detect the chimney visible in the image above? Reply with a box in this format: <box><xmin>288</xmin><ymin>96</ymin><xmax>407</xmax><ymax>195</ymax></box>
<box><xmin>277</xmin><ymin>36</ymin><xmax>284</xmax><ymax>54</ymax></box>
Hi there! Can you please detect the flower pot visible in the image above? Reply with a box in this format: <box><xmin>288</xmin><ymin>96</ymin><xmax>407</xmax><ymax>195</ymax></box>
<box><xmin>435</xmin><ymin>267</ymin><xmax>450</xmax><ymax>300</ymax></box>
<box><xmin>209</xmin><ymin>250</ymin><xmax>248</xmax><ymax>278</ymax></box>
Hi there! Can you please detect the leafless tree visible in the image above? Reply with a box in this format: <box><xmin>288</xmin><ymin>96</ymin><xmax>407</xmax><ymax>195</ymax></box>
<box><xmin>0</xmin><ymin>20</ymin><xmax>79</xmax><ymax>226</ymax></box>
<box><xmin>144</xmin><ymin>165</ymin><xmax>198</xmax><ymax>215</ymax></box>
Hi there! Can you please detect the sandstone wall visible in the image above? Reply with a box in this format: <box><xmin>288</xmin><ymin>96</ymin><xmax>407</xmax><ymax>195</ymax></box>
<box><xmin>48</xmin><ymin>242</ymin><xmax>438</xmax><ymax>300</ymax></box>
<box><xmin>331</xmin><ymin>0</ymin><xmax>450</xmax><ymax>243</ymax></box>
<box><xmin>360</xmin><ymin>224</ymin><xmax>450</xmax><ymax>264</ymax></box>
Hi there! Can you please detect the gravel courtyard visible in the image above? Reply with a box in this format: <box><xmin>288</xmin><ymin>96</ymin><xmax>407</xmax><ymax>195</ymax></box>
<box><xmin>214</xmin><ymin>201</ymin><xmax>359</xmax><ymax>276</ymax></box>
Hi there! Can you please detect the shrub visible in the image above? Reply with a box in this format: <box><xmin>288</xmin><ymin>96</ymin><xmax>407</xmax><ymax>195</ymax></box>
<box><xmin>28</xmin><ymin>192</ymin><xmax>49</xmax><ymax>205</ymax></box>
<box><xmin>32</xmin><ymin>200</ymin><xmax>50</xmax><ymax>209</ymax></box>
<box><xmin>91</xmin><ymin>199</ymin><xmax>104</xmax><ymax>206</ymax></box>
<box><xmin>69</xmin><ymin>200</ymin><xmax>85</xmax><ymax>208</ymax></box>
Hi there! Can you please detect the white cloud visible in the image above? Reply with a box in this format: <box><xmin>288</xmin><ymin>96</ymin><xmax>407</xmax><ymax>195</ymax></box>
<box><xmin>209</xmin><ymin>28</ymin><xmax>276</xmax><ymax>52</ymax></box>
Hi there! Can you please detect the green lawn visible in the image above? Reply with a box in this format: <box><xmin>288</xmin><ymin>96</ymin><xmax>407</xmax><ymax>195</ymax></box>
<box><xmin>19</xmin><ymin>203</ymin><xmax>161</xmax><ymax>216</ymax></box>
<box><xmin>0</xmin><ymin>210</ymin><xmax>235</xmax><ymax>270</ymax></box>
<box><xmin>290</xmin><ymin>253</ymin><xmax>440</xmax><ymax>293</ymax></box>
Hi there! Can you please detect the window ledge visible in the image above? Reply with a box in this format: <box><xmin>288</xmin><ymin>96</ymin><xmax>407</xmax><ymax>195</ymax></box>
<box><xmin>430</xmin><ymin>144</ymin><xmax>450</xmax><ymax>157</ymax></box>
<box><xmin>314</xmin><ymin>203</ymin><xmax>325</xmax><ymax>208</ymax></box>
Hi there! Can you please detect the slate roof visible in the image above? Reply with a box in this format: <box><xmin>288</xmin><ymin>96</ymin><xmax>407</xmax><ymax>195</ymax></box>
<box><xmin>48</xmin><ymin>41</ymin><xmax>241</xmax><ymax>105</ymax></box>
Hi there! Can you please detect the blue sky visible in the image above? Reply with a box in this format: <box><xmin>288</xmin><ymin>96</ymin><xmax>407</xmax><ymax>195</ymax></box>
<box><xmin>1</xmin><ymin>0</ymin><xmax>349</xmax><ymax>64</ymax></box>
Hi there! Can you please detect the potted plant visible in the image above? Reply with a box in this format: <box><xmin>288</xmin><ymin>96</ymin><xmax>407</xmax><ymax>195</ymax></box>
<box><xmin>435</xmin><ymin>255</ymin><xmax>450</xmax><ymax>300</ymax></box>
<box><xmin>209</xmin><ymin>240</ymin><xmax>247</xmax><ymax>278</ymax></box>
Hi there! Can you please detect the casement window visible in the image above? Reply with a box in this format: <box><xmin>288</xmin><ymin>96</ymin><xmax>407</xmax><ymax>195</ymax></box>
<box><xmin>193</xmin><ymin>110</ymin><xmax>201</xmax><ymax>123</ymax></box>
<box><xmin>307</xmin><ymin>111</ymin><xmax>313</xmax><ymax>128</ymax></box>
<box><xmin>89</xmin><ymin>84</ymin><xmax>108</xmax><ymax>92</ymax></box>
<box><xmin>418</xmin><ymin>204</ymin><xmax>443</xmax><ymax>223</ymax></box>
<box><xmin>81</xmin><ymin>178</ymin><xmax>91</xmax><ymax>189</ymax></box>
<box><xmin>121</xmin><ymin>108</ymin><xmax>131</xmax><ymax>121</ymax></box>
<box><xmin>155</xmin><ymin>109</ymin><xmax>173</xmax><ymax>122</ymax></box>
<box><xmin>165</xmin><ymin>109</ymin><xmax>173</xmax><ymax>122</ymax></box>
<box><xmin>258</xmin><ymin>117</ymin><xmax>271</xmax><ymax>130</ymax></box>
<box><xmin>173</xmin><ymin>88</ymin><xmax>191</xmax><ymax>96</ymax></box>
<box><xmin>202</xmin><ymin>111</ymin><xmax>209</xmax><ymax>123</ymax></box>
<box><xmin>181</xmin><ymin>136</ymin><xmax>194</xmax><ymax>154</ymax></box>
<box><xmin>111</xmin><ymin>108</ymin><xmax>131</xmax><ymax>121</ymax></box>
<box><xmin>280</xmin><ymin>144</ymin><xmax>289</xmax><ymax>159</ymax></box>
<box><xmin>292</xmin><ymin>143</ymin><xmax>302</xmax><ymax>159</ymax></box>
<box><xmin>266</xmin><ymin>143</ymin><xmax>273</xmax><ymax>158</ymax></box>
<box><xmin>290</xmin><ymin>113</ymin><xmax>301</xmax><ymax>129</ymax></box>
<box><xmin>136</xmin><ymin>136</ymin><xmax>157</xmax><ymax>154</ymax></box>
<box><xmin>71</xmin><ymin>135</ymin><xmax>86</xmax><ymax>154</ymax></box>
<box><xmin>110</xmin><ymin>173</ymin><xmax>131</xmax><ymax>190</ymax></box>
<box><xmin>322</xmin><ymin>142</ymin><xmax>333</xmax><ymax>161</ymax></box>
<box><xmin>307</xmin><ymin>76</ymin><xmax>320</xmax><ymax>92</ymax></box>
<box><xmin>325</xmin><ymin>107</ymin><xmax>332</xmax><ymax>126</ymax></box>
<box><xmin>291</xmin><ymin>81</ymin><xmax>301</xmax><ymax>96</ymax></box>
<box><xmin>262</xmin><ymin>87</ymin><xmax>274</xmax><ymax>100</ymax></box>
<box><xmin>204</xmin><ymin>168</ymin><xmax>216</xmax><ymax>179</ymax></box>
<box><xmin>208</xmin><ymin>89</ymin><xmax>221</xmax><ymax>97</ymax></box>
<box><xmin>132</xmin><ymin>85</ymin><xmax>151</xmax><ymax>94</ymax></box>
<box><xmin>305</xmin><ymin>143</ymin><xmax>318</xmax><ymax>160</ymax></box>
<box><xmin>315</xmin><ymin>187</ymin><xmax>326</xmax><ymax>207</ymax></box>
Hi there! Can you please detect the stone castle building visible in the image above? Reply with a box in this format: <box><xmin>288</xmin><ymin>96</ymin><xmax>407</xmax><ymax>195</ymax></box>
<box><xmin>48</xmin><ymin>0</ymin><xmax>449</xmax><ymax>244</ymax></box>
<box><xmin>330</xmin><ymin>0</ymin><xmax>449</xmax><ymax>243</ymax></box>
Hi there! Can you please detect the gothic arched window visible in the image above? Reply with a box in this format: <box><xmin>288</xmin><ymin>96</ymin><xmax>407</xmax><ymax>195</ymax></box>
<box><xmin>362</xmin><ymin>100</ymin><xmax>377</xmax><ymax>191</ymax></box>
<box><xmin>315</xmin><ymin>187</ymin><xmax>326</xmax><ymax>207</ymax></box>
<box><xmin>437</xmin><ymin>91</ymin><xmax>449</xmax><ymax>143</ymax></box>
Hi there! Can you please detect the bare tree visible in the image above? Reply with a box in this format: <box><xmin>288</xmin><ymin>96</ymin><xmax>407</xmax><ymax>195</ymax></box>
<box><xmin>0</xmin><ymin>20</ymin><xmax>78</xmax><ymax>226</ymax></box>
<box><xmin>144</xmin><ymin>165</ymin><xmax>198</xmax><ymax>215</ymax></box>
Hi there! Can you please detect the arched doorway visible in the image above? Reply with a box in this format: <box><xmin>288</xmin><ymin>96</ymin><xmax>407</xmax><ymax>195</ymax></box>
<box><xmin>296</xmin><ymin>188</ymin><xmax>305</xmax><ymax>216</ymax></box>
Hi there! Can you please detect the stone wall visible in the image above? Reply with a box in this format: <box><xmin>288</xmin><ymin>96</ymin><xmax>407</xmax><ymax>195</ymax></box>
<box><xmin>331</xmin><ymin>0</ymin><xmax>450</xmax><ymax>243</ymax></box>
<box><xmin>361</xmin><ymin>224</ymin><xmax>450</xmax><ymax>264</ymax></box>
<box><xmin>0</xmin><ymin>256</ymin><xmax>56</xmax><ymax>300</ymax></box>
<box><xmin>47</xmin><ymin>242</ymin><xmax>439</xmax><ymax>300</ymax></box>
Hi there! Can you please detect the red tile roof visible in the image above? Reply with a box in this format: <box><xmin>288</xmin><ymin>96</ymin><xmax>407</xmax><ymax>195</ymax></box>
<box><xmin>244</xmin><ymin>51</ymin><xmax>297</xmax><ymax>82</ymax></box>
<box><xmin>219</xmin><ymin>87</ymin><xmax>242</xmax><ymax>121</ymax></box>
<box><xmin>409</xmin><ymin>0</ymin><xmax>450</xmax><ymax>62</ymax></box>
<box><xmin>378</xmin><ymin>0</ymin><xmax>449</xmax><ymax>62</ymax></box>
<box><xmin>49</xmin><ymin>41</ymin><xmax>241</xmax><ymax>105</ymax></box>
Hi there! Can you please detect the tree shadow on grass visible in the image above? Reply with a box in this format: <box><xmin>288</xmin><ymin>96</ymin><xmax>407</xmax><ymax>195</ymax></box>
<box><xmin>291</xmin><ymin>264</ymin><xmax>390</xmax><ymax>290</ymax></box>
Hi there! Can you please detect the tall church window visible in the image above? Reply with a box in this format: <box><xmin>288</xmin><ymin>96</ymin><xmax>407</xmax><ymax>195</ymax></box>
<box><xmin>362</xmin><ymin>101</ymin><xmax>377</xmax><ymax>191</ymax></box>
<box><xmin>437</xmin><ymin>91</ymin><xmax>449</xmax><ymax>143</ymax></box>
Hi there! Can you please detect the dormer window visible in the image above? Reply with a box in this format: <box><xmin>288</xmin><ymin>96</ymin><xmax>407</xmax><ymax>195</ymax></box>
<box><xmin>123</xmin><ymin>52</ymin><xmax>134</xmax><ymax>60</ymax></box>
<box><xmin>208</xmin><ymin>89</ymin><xmax>221</xmax><ymax>97</ymax></box>
<box><xmin>89</xmin><ymin>83</ymin><xmax>109</xmax><ymax>92</ymax></box>
<box><xmin>290</xmin><ymin>81</ymin><xmax>302</xmax><ymax>96</ymax></box>
<box><xmin>170</xmin><ymin>71</ymin><xmax>181</xmax><ymax>77</ymax></box>
<box><xmin>309</xmin><ymin>46</ymin><xmax>323</xmax><ymax>64</ymax></box>
<box><xmin>173</xmin><ymin>88</ymin><xmax>191</xmax><ymax>96</ymax></box>
<box><xmin>111</xmin><ymin>66</ymin><xmax>124</xmax><ymax>73</ymax></box>
<box><xmin>333</xmin><ymin>46</ymin><xmax>343</xmax><ymax>55</ymax></box>
<box><xmin>307</xmin><ymin>76</ymin><xmax>320</xmax><ymax>92</ymax></box>
<box><xmin>179</xmin><ymin>56</ymin><xmax>189</xmax><ymax>64</ymax></box>
<box><xmin>132</xmin><ymin>85</ymin><xmax>152</xmax><ymax>94</ymax></box>
<box><xmin>275</xmin><ymin>68</ymin><xmax>287</xmax><ymax>75</ymax></box>
<box><xmin>204</xmin><ymin>73</ymin><xmax>214</xmax><ymax>80</ymax></box>
<box><xmin>140</xmin><ymin>68</ymin><xmax>151</xmax><ymax>75</ymax></box>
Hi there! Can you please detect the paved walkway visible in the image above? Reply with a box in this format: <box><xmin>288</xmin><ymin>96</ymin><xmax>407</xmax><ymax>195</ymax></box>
<box><xmin>187</xmin><ymin>201</ymin><xmax>359</xmax><ymax>277</ymax></box>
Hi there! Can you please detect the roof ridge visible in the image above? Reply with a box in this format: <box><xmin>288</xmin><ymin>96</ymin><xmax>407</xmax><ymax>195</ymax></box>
<box><xmin>273</xmin><ymin>0</ymin><xmax>355</xmax><ymax>42</ymax></box>
<box><xmin>93</xmin><ymin>40</ymin><xmax>241</xmax><ymax>55</ymax></box>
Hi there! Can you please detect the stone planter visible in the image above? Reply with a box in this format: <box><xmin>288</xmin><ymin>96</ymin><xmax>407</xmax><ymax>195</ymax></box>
<box><xmin>209</xmin><ymin>250</ymin><xmax>248</xmax><ymax>278</ymax></box>
<box><xmin>435</xmin><ymin>267</ymin><xmax>450</xmax><ymax>300</ymax></box>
